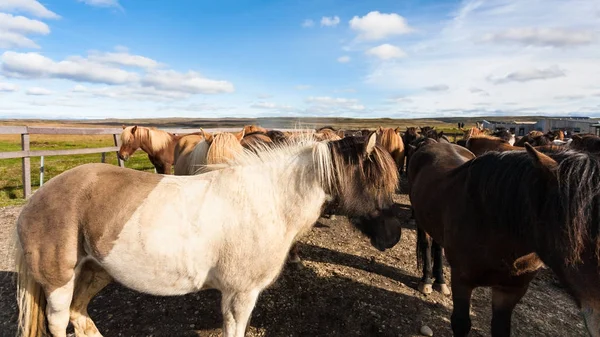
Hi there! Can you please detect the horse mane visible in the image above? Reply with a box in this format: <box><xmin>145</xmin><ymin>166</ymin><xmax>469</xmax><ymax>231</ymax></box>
<box><xmin>376</xmin><ymin>127</ymin><xmax>404</xmax><ymax>152</ymax></box>
<box><xmin>206</xmin><ymin>133</ymin><xmax>244</xmax><ymax>166</ymax></box>
<box><xmin>243</xmin><ymin>125</ymin><xmax>268</xmax><ymax>134</ymax></box>
<box><xmin>462</xmin><ymin>148</ymin><xmax>600</xmax><ymax>266</ymax></box>
<box><xmin>121</xmin><ymin>126</ymin><xmax>173</xmax><ymax>152</ymax></box>
<box><xmin>200</xmin><ymin>131</ymin><xmax>398</xmax><ymax>202</ymax></box>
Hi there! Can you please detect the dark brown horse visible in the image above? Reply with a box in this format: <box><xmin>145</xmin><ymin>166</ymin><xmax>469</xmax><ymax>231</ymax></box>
<box><xmin>513</xmin><ymin>130</ymin><xmax>554</xmax><ymax>147</ymax></box>
<box><xmin>571</xmin><ymin>133</ymin><xmax>600</xmax><ymax>154</ymax></box>
<box><xmin>118</xmin><ymin>125</ymin><xmax>181</xmax><ymax>174</ymax></box>
<box><xmin>408</xmin><ymin>139</ymin><xmax>475</xmax><ymax>297</ymax></box>
<box><xmin>409</xmin><ymin>141</ymin><xmax>600</xmax><ymax>337</ymax></box>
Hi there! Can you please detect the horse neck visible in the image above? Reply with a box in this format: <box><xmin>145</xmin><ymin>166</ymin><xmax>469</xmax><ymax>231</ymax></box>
<box><xmin>140</xmin><ymin>129</ymin><xmax>174</xmax><ymax>156</ymax></box>
<box><xmin>237</xmin><ymin>149</ymin><xmax>330</xmax><ymax>234</ymax></box>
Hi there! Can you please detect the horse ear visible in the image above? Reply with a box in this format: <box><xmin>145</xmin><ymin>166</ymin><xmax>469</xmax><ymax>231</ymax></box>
<box><xmin>235</xmin><ymin>128</ymin><xmax>245</xmax><ymax>141</ymax></box>
<box><xmin>439</xmin><ymin>131</ymin><xmax>444</xmax><ymax>136</ymax></box>
<box><xmin>366</xmin><ymin>132</ymin><xmax>377</xmax><ymax>156</ymax></box>
<box><xmin>131</xmin><ymin>125</ymin><xmax>137</xmax><ymax>134</ymax></box>
<box><xmin>394</xmin><ymin>126</ymin><xmax>401</xmax><ymax>133</ymax></box>
<box><xmin>524</xmin><ymin>143</ymin><xmax>558</xmax><ymax>172</ymax></box>
<box><xmin>122</xmin><ymin>124</ymin><xmax>126</xmax><ymax>129</ymax></box>
<box><xmin>200</xmin><ymin>128</ymin><xmax>213</xmax><ymax>142</ymax></box>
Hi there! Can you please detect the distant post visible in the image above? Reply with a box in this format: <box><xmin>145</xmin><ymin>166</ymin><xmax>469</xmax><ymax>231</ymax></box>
<box><xmin>21</xmin><ymin>133</ymin><xmax>32</xmax><ymax>198</ymax></box>
<box><xmin>113</xmin><ymin>134</ymin><xmax>125</xmax><ymax>167</ymax></box>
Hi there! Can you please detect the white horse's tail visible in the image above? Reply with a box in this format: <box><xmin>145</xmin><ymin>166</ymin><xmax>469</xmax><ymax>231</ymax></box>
<box><xmin>14</xmin><ymin>232</ymin><xmax>47</xmax><ymax>337</ymax></box>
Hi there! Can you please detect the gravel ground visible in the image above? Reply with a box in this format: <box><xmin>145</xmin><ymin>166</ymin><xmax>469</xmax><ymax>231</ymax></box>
<box><xmin>0</xmin><ymin>180</ymin><xmax>587</xmax><ymax>337</ymax></box>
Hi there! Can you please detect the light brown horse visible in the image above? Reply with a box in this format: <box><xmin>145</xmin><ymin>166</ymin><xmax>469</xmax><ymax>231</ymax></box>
<box><xmin>118</xmin><ymin>125</ymin><xmax>181</xmax><ymax>174</ymax></box>
<box><xmin>375</xmin><ymin>127</ymin><xmax>405</xmax><ymax>176</ymax></box>
<box><xmin>14</xmin><ymin>131</ymin><xmax>403</xmax><ymax>337</ymax></box>
<box><xmin>409</xmin><ymin>141</ymin><xmax>600</xmax><ymax>337</ymax></box>
<box><xmin>173</xmin><ymin>128</ymin><xmax>244</xmax><ymax>175</ymax></box>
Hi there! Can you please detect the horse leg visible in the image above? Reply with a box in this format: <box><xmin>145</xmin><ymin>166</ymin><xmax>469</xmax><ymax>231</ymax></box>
<box><xmin>221</xmin><ymin>289</ymin><xmax>261</xmax><ymax>337</ymax></box>
<box><xmin>450</xmin><ymin>270</ymin><xmax>474</xmax><ymax>337</ymax></box>
<box><xmin>491</xmin><ymin>283</ymin><xmax>530</xmax><ymax>337</ymax></box>
<box><xmin>70</xmin><ymin>261</ymin><xmax>112</xmax><ymax>337</ymax></box>
<box><xmin>417</xmin><ymin>228</ymin><xmax>434</xmax><ymax>295</ymax></box>
<box><xmin>432</xmin><ymin>241</ymin><xmax>450</xmax><ymax>295</ymax></box>
<box><xmin>45</xmin><ymin>275</ymin><xmax>76</xmax><ymax>337</ymax></box>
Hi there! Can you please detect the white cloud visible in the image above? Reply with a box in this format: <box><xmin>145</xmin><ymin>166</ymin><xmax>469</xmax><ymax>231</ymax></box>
<box><xmin>0</xmin><ymin>82</ymin><xmax>18</xmax><ymax>92</ymax></box>
<box><xmin>1</xmin><ymin>51</ymin><xmax>139</xmax><ymax>84</ymax></box>
<box><xmin>257</xmin><ymin>93</ymin><xmax>273</xmax><ymax>99</ymax></box>
<box><xmin>349</xmin><ymin>11</ymin><xmax>414</xmax><ymax>41</ymax></box>
<box><xmin>77</xmin><ymin>0</ymin><xmax>122</xmax><ymax>10</ymax></box>
<box><xmin>295</xmin><ymin>84</ymin><xmax>311</xmax><ymax>90</ymax></box>
<box><xmin>366</xmin><ymin>44</ymin><xmax>407</xmax><ymax>60</ymax></box>
<box><xmin>250</xmin><ymin>101</ymin><xmax>295</xmax><ymax>111</ymax></box>
<box><xmin>482</xmin><ymin>28</ymin><xmax>597</xmax><ymax>48</ymax></box>
<box><xmin>87</xmin><ymin>50</ymin><xmax>159</xmax><ymax>69</ymax></box>
<box><xmin>488</xmin><ymin>65</ymin><xmax>566</xmax><ymax>84</ymax></box>
<box><xmin>0</xmin><ymin>13</ymin><xmax>50</xmax><ymax>49</ymax></box>
<box><xmin>424</xmin><ymin>84</ymin><xmax>450</xmax><ymax>92</ymax></box>
<box><xmin>337</xmin><ymin>55</ymin><xmax>351</xmax><ymax>63</ymax></box>
<box><xmin>305</xmin><ymin>96</ymin><xmax>365</xmax><ymax>111</ymax></box>
<box><xmin>364</xmin><ymin>0</ymin><xmax>600</xmax><ymax>116</ymax></box>
<box><xmin>302</xmin><ymin>19</ymin><xmax>314</xmax><ymax>28</ymax></box>
<box><xmin>141</xmin><ymin>70</ymin><xmax>234</xmax><ymax>95</ymax></box>
<box><xmin>321</xmin><ymin>16</ymin><xmax>340</xmax><ymax>27</ymax></box>
<box><xmin>26</xmin><ymin>86</ymin><xmax>52</xmax><ymax>95</ymax></box>
<box><xmin>0</xmin><ymin>0</ymin><xmax>59</xmax><ymax>19</ymax></box>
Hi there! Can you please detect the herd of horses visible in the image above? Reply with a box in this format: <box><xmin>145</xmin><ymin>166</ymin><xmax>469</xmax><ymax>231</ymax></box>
<box><xmin>11</xmin><ymin>123</ymin><xmax>600</xmax><ymax>337</ymax></box>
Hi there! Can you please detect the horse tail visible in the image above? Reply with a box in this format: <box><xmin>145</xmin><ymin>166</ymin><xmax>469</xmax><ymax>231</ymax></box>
<box><xmin>14</xmin><ymin>233</ymin><xmax>47</xmax><ymax>337</ymax></box>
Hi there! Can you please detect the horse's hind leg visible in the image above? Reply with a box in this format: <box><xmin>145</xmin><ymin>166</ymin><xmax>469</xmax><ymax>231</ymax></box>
<box><xmin>221</xmin><ymin>289</ymin><xmax>261</xmax><ymax>337</ymax></box>
<box><xmin>491</xmin><ymin>283</ymin><xmax>531</xmax><ymax>337</ymax></box>
<box><xmin>287</xmin><ymin>244</ymin><xmax>301</xmax><ymax>264</ymax></box>
<box><xmin>45</xmin><ymin>275</ymin><xmax>76</xmax><ymax>337</ymax></box>
<box><xmin>450</xmin><ymin>269</ymin><xmax>474</xmax><ymax>337</ymax></box>
<box><xmin>432</xmin><ymin>242</ymin><xmax>450</xmax><ymax>295</ymax></box>
<box><xmin>70</xmin><ymin>261</ymin><xmax>112</xmax><ymax>337</ymax></box>
<box><xmin>417</xmin><ymin>228</ymin><xmax>434</xmax><ymax>295</ymax></box>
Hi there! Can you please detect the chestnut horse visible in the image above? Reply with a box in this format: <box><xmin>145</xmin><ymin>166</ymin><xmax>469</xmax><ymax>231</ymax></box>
<box><xmin>466</xmin><ymin>134</ymin><xmax>566</xmax><ymax>157</ymax></box>
<box><xmin>409</xmin><ymin>141</ymin><xmax>600</xmax><ymax>337</ymax></box>
<box><xmin>375</xmin><ymin>127</ymin><xmax>405</xmax><ymax>176</ymax></box>
<box><xmin>173</xmin><ymin>129</ymin><xmax>244</xmax><ymax>176</ymax></box>
<box><xmin>14</xmin><ymin>132</ymin><xmax>402</xmax><ymax>337</ymax></box>
<box><xmin>118</xmin><ymin>125</ymin><xmax>181</xmax><ymax>174</ymax></box>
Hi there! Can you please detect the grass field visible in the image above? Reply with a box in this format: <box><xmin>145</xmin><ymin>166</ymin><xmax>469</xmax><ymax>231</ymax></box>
<box><xmin>0</xmin><ymin>117</ymin><xmax>489</xmax><ymax>207</ymax></box>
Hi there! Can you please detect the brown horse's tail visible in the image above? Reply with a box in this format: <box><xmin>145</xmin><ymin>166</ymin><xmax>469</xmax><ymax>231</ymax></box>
<box><xmin>14</xmin><ymin>232</ymin><xmax>47</xmax><ymax>337</ymax></box>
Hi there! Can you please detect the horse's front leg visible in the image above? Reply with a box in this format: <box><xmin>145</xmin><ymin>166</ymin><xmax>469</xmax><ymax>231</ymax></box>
<box><xmin>450</xmin><ymin>268</ymin><xmax>474</xmax><ymax>337</ymax></box>
<box><xmin>432</xmin><ymin>241</ymin><xmax>450</xmax><ymax>295</ymax></box>
<box><xmin>221</xmin><ymin>289</ymin><xmax>261</xmax><ymax>337</ymax></box>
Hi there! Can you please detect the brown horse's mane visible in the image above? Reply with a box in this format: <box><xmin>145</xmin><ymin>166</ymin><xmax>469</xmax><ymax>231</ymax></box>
<box><xmin>206</xmin><ymin>132</ymin><xmax>244</xmax><ymax>164</ymax></box>
<box><xmin>461</xmin><ymin>148</ymin><xmax>600</xmax><ymax>266</ymax></box>
<box><xmin>328</xmin><ymin>136</ymin><xmax>399</xmax><ymax>214</ymax></box>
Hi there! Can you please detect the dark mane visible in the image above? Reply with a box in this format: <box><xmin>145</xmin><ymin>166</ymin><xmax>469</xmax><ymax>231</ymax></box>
<box><xmin>327</xmin><ymin>136</ymin><xmax>398</xmax><ymax>214</ymax></box>
<box><xmin>265</xmin><ymin>130</ymin><xmax>287</xmax><ymax>144</ymax></box>
<box><xmin>460</xmin><ymin>148</ymin><xmax>600</xmax><ymax>265</ymax></box>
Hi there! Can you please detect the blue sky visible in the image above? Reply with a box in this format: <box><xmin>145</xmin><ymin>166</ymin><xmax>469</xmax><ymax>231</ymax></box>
<box><xmin>0</xmin><ymin>0</ymin><xmax>599</xmax><ymax>119</ymax></box>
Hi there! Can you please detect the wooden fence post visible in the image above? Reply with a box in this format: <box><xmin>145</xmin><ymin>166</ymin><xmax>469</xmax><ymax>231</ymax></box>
<box><xmin>21</xmin><ymin>133</ymin><xmax>32</xmax><ymax>198</ymax></box>
<box><xmin>113</xmin><ymin>134</ymin><xmax>125</xmax><ymax>167</ymax></box>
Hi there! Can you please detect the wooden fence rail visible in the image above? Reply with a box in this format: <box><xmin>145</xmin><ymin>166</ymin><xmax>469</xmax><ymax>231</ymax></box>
<box><xmin>0</xmin><ymin>126</ymin><xmax>310</xmax><ymax>200</ymax></box>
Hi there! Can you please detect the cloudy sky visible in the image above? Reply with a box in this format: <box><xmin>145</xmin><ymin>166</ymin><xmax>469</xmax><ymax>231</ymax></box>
<box><xmin>0</xmin><ymin>0</ymin><xmax>599</xmax><ymax>119</ymax></box>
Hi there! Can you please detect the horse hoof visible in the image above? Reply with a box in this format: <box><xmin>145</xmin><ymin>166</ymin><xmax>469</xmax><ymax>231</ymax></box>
<box><xmin>433</xmin><ymin>283</ymin><xmax>451</xmax><ymax>296</ymax></box>
<box><xmin>418</xmin><ymin>282</ymin><xmax>433</xmax><ymax>295</ymax></box>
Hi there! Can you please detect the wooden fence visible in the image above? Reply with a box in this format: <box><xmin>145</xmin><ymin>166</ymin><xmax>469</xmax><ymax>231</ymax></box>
<box><xmin>0</xmin><ymin>126</ymin><xmax>306</xmax><ymax>200</ymax></box>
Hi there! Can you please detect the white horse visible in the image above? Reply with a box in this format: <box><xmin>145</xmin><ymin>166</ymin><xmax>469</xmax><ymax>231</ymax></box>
<box><xmin>14</xmin><ymin>132</ymin><xmax>402</xmax><ymax>337</ymax></box>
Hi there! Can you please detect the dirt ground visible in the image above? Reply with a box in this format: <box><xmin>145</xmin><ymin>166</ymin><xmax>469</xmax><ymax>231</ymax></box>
<box><xmin>0</xmin><ymin>180</ymin><xmax>587</xmax><ymax>337</ymax></box>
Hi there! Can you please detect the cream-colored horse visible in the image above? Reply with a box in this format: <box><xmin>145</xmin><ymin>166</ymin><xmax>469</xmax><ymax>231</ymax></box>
<box><xmin>15</xmin><ymin>132</ymin><xmax>402</xmax><ymax>337</ymax></box>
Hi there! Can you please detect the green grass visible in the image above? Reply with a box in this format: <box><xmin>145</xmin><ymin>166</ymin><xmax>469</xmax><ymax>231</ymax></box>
<box><xmin>0</xmin><ymin>137</ymin><xmax>156</xmax><ymax>207</ymax></box>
